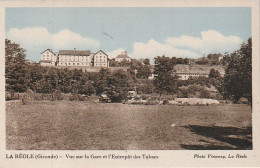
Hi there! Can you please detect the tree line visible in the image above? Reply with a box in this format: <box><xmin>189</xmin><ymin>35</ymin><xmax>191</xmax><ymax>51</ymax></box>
<box><xmin>5</xmin><ymin>37</ymin><xmax>252</xmax><ymax>104</ymax></box>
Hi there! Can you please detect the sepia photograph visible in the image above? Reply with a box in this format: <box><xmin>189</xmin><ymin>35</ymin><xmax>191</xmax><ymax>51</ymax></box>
<box><xmin>4</xmin><ymin>7</ymin><xmax>253</xmax><ymax>151</ymax></box>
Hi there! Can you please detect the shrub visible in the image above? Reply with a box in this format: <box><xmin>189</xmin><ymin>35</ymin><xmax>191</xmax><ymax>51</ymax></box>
<box><xmin>162</xmin><ymin>99</ymin><xmax>169</xmax><ymax>105</ymax></box>
<box><xmin>51</xmin><ymin>90</ymin><xmax>64</xmax><ymax>101</ymax></box>
<box><xmin>69</xmin><ymin>94</ymin><xmax>85</xmax><ymax>101</ymax></box>
<box><xmin>144</xmin><ymin>99</ymin><xmax>159</xmax><ymax>105</ymax></box>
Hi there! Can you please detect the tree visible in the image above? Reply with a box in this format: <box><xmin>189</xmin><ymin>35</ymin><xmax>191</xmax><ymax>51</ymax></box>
<box><xmin>5</xmin><ymin>39</ymin><xmax>28</xmax><ymax>94</ymax></box>
<box><xmin>136</xmin><ymin>79</ymin><xmax>155</xmax><ymax>94</ymax></box>
<box><xmin>136</xmin><ymin>65</ymin><xmax>151</xmax><ymax>79</ymax></box>
<box><xmin>183</xmin><ymin>58</ymin><xmax>189</xmax><ymax>64</ymax></box>
<box><xmin>94</xmin><ymin>68</ymin><xmax>111</xmax><ymax>95</ymax></box>
<box><xmin>224</xmin><ymin>37</ymin><xmax>252</xmax><ymax>104</ymax></box>
<box><xmin>143</xmin><ymin>58</ymin><xmax>150</xmax><ymax>65</ymax></box>
<box><xmin>119</xmin><ymin>59</ymin><xmax>131</xmax><ymax>67</ymax></box>
<box><xmin>195</xmin><ymin>57</ymin><xmax>209</xmax><ymax>65</ymax></box>
<box><xmin>207</xmin><ymin>53</ymin><xmax>221</xmax><ymax>65</ymax></box>
<box><xmin>153</xmin><ymin>55</ymin><xmax>178</xmax><ymax>98</ymax></box>
<box><xmin>209</xmin><ymin>69</ymin><xmax>221</xmax><ymax>78</ymax></box>
<box><xmin>78</xmin><ymin>81</ymin><xmax>95</xmax><ymax>96</ymax></box>
<box><xmin>109</xmin><ymin>58</ymin><xmax>119</xmax><ymax>67</ymax></box>
<box><xmin>106</xmin><ymin>69</ymin><xmax>131</xmax><ymax>102</ymax></box>
<box><xmin>176</xmin><ymin>58</ymin><xmax>184</xmax><ymax>64</ymax></box>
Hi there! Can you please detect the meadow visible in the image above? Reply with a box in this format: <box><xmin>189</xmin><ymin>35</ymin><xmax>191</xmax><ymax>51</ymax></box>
<box><xmin>6</xmin><ymin>100</ymin><xmax>252</xmax><ymax>150</ymax></box>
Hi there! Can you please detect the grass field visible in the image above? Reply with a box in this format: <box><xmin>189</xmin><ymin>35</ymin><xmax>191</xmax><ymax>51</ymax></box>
<box><xmin>6</xmin><ymin>100</ymin><xmax>252</xmax><ymax>150</ymax></box>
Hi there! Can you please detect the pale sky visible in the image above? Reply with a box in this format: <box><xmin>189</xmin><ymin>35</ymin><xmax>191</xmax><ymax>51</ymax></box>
<box><xmin>5</xmin><ymin>7</ymin><xmax>251</xmax><ymax>62</ymax></box>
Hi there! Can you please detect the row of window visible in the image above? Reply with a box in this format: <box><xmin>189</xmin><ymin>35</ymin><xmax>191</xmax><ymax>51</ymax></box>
<box><xmin>180</xmin><ymin>74</ymin><xmax>208</xmax><ymax>76</ymax></box>
<box><xmin>59</xmin><ymin>62</ymin><xmax>91</xmax><ymax>66</ymax></box>
<box><xmin>42</xmin><ymin>57</ymin><xmax>55</xmax><ymax>61</ymax></box>
<box><xmin>95</xmin><ymin>59</ymin><xmax>107</xmax><ymax>62</ymax></box>
<box><xmin>59</xmin><ymin>59</ymin><xmax>90</xmax><ymax>61</ymax></box>
<box><xmin>59</xmin><ymin>55</ymin><xmax>91</xmax><ymax>59</ymax></box>
<box><xmin>58</xmin><ymin>62</ymin><xmax>107</xmax><ymax>66</ymax></box>
<box><xmin>95</xmin><ymin>63</ymin><xmax>107</xmax><ymax>66</ymax></box>
<box><xmin>58</xmin><ymin>60</ymin><xmax>107</xmax><ymax>62</ymax></box>
<box><xmin>43</xmin><ymin>55</ymin><xmax>107</xmax><ymax>60</ymax></box>
<box><xmin>58</xmin><ymin>55</ymin><xmax>106</xmax><ymax>59</ymax></box>
<box><xmin>95</xmin><ymin>56</ymin><xmax>107</xmax><ymax>59</ymax></box>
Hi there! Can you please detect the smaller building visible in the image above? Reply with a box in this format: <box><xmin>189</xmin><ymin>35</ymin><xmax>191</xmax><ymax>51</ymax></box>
<box><xmin>39</xmin><ymin>49</ymin><xmax>57</xmax><ymax>66</ymax></box>
<box><xmin>93</xmin><ymin>50</ymin><xmax>109</xmax><ymax>67</ymax></box>
<box><xmin>115</xmin><ymin>51</ymin><xmax>131</xmax><ymax>62</ymax></box>
<box><xmin>173</xmin><ymin>64</ymin><xmax>225</xmax><ymax>80</ymax></box>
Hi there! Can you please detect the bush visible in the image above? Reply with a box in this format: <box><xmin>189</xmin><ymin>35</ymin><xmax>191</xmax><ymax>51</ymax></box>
<box><xmin>162</xmin><ymin>99</ymin><xmax>169</xmax><ymax>105</ymax></box>
<box><xmin>144</xmin><ymin>99</ymin><xmax>159</xmax><ymax>105</ymax></box>
<box><xmin>51</xmin><ymin>90</ymin><xmax>64</xmax><ymax>101</ymax></box>
<box><xmin>69</xmin><ymin>94</ymin><xmax>85</xmax><ymax>101</ymax></box>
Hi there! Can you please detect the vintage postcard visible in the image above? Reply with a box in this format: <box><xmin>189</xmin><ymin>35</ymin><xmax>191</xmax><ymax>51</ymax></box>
<box><xmin>0</xmin><ymin>0</ymin><xmax>259</xmax><ymax>167</ymax></box>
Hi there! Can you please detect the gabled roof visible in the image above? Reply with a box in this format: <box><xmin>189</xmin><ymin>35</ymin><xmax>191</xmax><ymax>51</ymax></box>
<box><xmin>58</xmin><ymin>50</ymin><xmax>91</xmax><ymax>56</ymax></box>
<box><xmin>93</xmin><ymin>50</ymin><xmax>108</xmax><ymax>56</ymax></box>
<box><xmin>174</xmin><ymin>64</ymin><xmax>225</xmax><ymax>75</ymax></box>
<box><xmin>41</xmin><ymin>49</ymin><xmax>56</xmax><ymax>55</ymax></box>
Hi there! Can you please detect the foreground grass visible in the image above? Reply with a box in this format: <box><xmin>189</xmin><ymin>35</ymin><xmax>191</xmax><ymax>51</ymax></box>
<box><xmin>6</xmin><ymin>101</ymin><xmax>252</xmax><ymax>150</ymax></box>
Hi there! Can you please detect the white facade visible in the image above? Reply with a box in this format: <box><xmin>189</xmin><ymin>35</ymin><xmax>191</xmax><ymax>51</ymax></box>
<box><xmin>115</xmin><ymin>57</ymin><xmax>131</xmax><ymax>62</ymax></box>
<box><xmin>115</xmin><ymin>51</ymin><xmax>131</xmax><ymax>62</ymax></box>
<box><xmin>40</xmin><ymin>49</ymin><xmax>109</xmax><ymax>68</ymax></box>
<box><xmin>40</xmin><ymin>49</ymin><xmax>57</xmax><ymax>66</ymax></box>
<box><xmin>175</xmin><ymin>73</ymin><xmax>209</xmax><ymax>80</ymax></box>
<box><xmin>57</xmin><ymin>54</ymin><xmax>93</xmax><ymax>67</ymax></box>
<box><xmin>93</xmin><ymin>50</ymin><xmax>109</xmax><ymax>67</ymax></box>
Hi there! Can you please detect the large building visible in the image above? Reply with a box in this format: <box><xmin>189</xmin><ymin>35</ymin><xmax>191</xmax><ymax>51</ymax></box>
<box><xmin>40</xmin><ymin>49</ymin><xmax>109</xmax><ymax>68</ymax></box>
<box><xmin>39</xmin><ymin>49</ymin><xmax>58</xmax><ymax>66</ymax></box>
<box><xmin>93</xmin><ymin>50</ymin><xmax>109</xmax><ymax>67</ymax></box>
<box><xmin>115</xmin><ymin>51</ymin><xmax>131</xmax><ymax>62</ymax></box>
<box><xmin>148</xmin><ymin>64</ymin><xmax>225</xmax><ymax>80</ymax></box>
<box><xmin>173</xmin><ymin>64</ymin><xmax>225</xmax><ymax>80</ymax></box>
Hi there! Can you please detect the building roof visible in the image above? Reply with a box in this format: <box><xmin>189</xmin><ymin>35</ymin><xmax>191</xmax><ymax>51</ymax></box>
<box><xmin>174</xmin><ymin>64</ymin><xmax>225</xmax><ymax>75</ymax></box>
<box><xmin>116</xmin><ymin>54</ymin><xmax>131</xmax><ymax>59</ymax></box>
<box><xmin>93</xmin><ymin>50</ymin><xmax>108</xmax><ymax>56</ymax></box>
<box><xmin>41</xmin><ymin>49</ymin><xmax>56</xmax><ymax>55</ymax></box>
<box><xmin>116</xmin><ymin>51</ymin><xmax>131</xmax><ymax>59</ymax></box>
<box><xmin>58</xmin><ymin>50</ymin><xmax>91</xmax><ymax>56</ymax></box>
